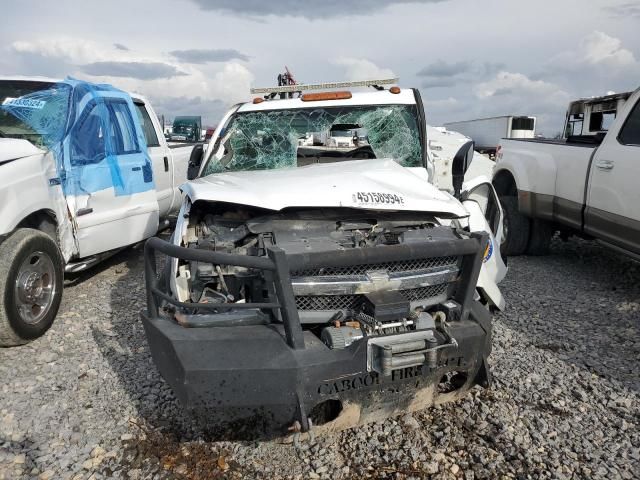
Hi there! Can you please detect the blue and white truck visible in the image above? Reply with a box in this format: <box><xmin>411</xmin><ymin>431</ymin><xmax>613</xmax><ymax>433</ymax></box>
<box><xmin>0</xmin><ymin>77</ymin><xmax>193</xmax><ymax>346</ymax></box>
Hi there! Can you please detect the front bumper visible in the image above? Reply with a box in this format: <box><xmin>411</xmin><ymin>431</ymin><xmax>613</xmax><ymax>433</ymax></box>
<box><xmin>142</xmin><ymin>232</ymin><xmax>492</xmax><ymax>437</ymax></box>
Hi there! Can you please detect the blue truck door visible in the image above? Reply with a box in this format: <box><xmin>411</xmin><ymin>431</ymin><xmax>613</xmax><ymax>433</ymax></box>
<box><xmin>64</xmin><ymin>91</ymin><xmax>159</xmax><ymax>258</ymax></box>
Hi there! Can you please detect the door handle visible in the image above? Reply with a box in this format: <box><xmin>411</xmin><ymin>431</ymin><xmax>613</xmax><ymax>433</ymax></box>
<box><xmin>163</xmin><ymin>156</ymin><xmax>169</xmax><ymax>172</ymax></box>
<box><xmin>595</xmin><ymin>159</ymin><xmax>614</xmax><ymax>170</ymax></box>
<box><xmin>76</xmin><ymin>207</ymin><xmax>93</xmax><ymax>216</ymax></box>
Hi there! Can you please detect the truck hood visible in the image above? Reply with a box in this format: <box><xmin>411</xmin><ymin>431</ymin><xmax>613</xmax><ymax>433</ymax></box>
<box><xmin>0</xmin><ymin>138</ymin><xmax>44</xmax><ymax>164</ymax></box>
<box><xmin>182</xmin><ymin>159</ymin><xmax>468</xmax><ymax>217</ymax></box>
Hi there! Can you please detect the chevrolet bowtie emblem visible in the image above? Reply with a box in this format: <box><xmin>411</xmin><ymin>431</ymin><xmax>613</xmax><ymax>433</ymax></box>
<box><xmin>365</xmin><ymin>270</ymin><xmax>390</xmax><ymax>282</ymax></box>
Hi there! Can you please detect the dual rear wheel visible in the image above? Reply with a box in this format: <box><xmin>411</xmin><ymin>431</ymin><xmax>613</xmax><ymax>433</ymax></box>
<box><xmin>499</xmin><ymin>196</ymin><xmax>553</xmax><ymax>257</ymax></box>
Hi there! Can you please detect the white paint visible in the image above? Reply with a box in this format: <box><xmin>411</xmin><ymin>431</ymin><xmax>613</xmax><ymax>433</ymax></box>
<box><xmin>427</xmin><ymin>126</ymin><xmax>496</xmax><ymax>192</ymax></box>
<box><xmin>587</xmin><ymin>88</ymin><xmax>640</xmax><ymax>228</ymax></box>
<box><xmin>0</xmin><ymin>147</ymin><xmax>76</xmax><ymax>260</ymax></box>
<box><xmin>495</xmin><ymin>86</ymin><xmax>640</xmax><ymax>252</ymax></box>
<box><xmin>0</xmin><ymin>138</ymin><xmax>43</xmax><ymax>163</ymax></box>
<box><xmin>178</xmin><ymin>89</ymin><xmax>506</xmax><ymax>306</ymax></box>
<box><xmin>238</xmin><ymin>89</ymin><xmax>416</xmax><ymax>113</ymax></box>
<box><xmin>462</xmin><ymin>198</ymin><xmax>506</xmax><ymax>310</ymax></box>
<box><xmin>183</xmin><ymin>158</ymin><xmax>468</xmax><ymax>218</ymax></box>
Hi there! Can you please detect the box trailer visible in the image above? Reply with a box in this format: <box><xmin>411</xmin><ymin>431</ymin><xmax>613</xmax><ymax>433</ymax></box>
<box><xmin>444</xmin><ymin>116</ymin><xmax>536</xmax><ymax>156</ymax></box>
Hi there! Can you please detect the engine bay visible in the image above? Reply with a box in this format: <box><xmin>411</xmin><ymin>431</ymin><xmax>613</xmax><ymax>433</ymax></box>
<box><xmin>172</xmin><ymin>202</ymin><xmax>467</xmax><ymax>350</ymax></box>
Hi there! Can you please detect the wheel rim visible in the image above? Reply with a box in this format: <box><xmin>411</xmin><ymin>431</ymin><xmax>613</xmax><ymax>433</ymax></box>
<box><xmin>14</xmin><ymin>251</ymin><xmax>57</xmax><ymax>325</ymax></box>
<box><xmin>501</xmin><ymin>215</ymin><xmax>509</xmax><ymax>247</ymax></box>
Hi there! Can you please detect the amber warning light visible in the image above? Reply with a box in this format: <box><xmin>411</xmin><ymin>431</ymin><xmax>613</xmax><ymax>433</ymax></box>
<box><xmin>301</xmin><ymin>91</ymin><xmax>353</xmax><ymax>102</ymax></box>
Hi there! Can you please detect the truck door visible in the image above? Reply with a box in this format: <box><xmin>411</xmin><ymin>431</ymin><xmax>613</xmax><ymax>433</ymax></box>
<box><xmin>585</xmin><ymin>95</ymin><xmax>640</xmax><ymax>255</ymax></box>
<box><xmin>133</xmin><ymin>100</ymin><xmax>174</xmax><ymax>215</ymax></box>
<box><xmin>64</xmin><ymin>94</ymin><xmax>159</xmax><ymax>258</ymax></box>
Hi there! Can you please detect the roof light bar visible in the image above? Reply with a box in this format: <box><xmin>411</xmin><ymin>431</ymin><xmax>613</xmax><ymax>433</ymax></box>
<box><xmin>250</xmin><ymin>78</ymin><xmax>399</xmax><ymax>95</ymax></box>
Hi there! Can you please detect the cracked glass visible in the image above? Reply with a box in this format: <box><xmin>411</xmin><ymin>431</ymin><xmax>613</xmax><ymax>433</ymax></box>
<box><xmin>1</xmin><ymin>78</ymin><xmax>153</xmax><ymax>197</ymax></box>
<box><xmin>203</xmin><ymin>104</ymin><xmax>422</xmax><ymax>176</ymax></box>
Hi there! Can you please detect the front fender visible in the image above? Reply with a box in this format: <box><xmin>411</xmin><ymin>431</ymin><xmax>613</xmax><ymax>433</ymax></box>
<box><xmin>462</xmin><ymin>190</ymin><xmax>507</xmax><ymax>311</ymax></box>
<box><xmin>477</xmin><ymin>267</ymin><xmax>505</xmax><ymax>311</ymax></box>
<box><xmin>0</xmin><ymin>153</ymin><xmax>77</xmax><ymax>260</ymax></box>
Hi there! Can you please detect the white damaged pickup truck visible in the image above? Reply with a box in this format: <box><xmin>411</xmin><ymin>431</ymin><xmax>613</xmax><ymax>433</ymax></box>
<box><xmin>0</xmin><ymin>77</ymin><xmax>193</xmax><ymax>346</ymax></box>
<box><xmin>141</xmin><ymin>80</ymin><xmax>507</xmax><ymax>438</ymax></box>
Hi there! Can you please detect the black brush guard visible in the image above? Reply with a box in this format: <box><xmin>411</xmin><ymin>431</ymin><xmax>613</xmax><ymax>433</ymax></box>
<box><xmin>141</xmin><ymin>232</ymin><xmax>492</xmax><ymax>437</ymax></box>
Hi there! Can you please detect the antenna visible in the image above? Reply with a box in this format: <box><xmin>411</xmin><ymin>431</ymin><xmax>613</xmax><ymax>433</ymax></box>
<box><xmin>276</xmin><ymin>66</ymin><xmax>297</xmax><ymax>99</ymax></box>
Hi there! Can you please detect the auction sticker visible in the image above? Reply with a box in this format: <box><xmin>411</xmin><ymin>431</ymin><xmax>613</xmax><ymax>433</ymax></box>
<box><xmin>352</xmin><ymin>191</ymin><xmax>405</xmax><ymax>207</ymax></box>
<box><xmin>2</xmin><ymin>97</ymin><xmax>46</xmax><ymax>109</ymax></box>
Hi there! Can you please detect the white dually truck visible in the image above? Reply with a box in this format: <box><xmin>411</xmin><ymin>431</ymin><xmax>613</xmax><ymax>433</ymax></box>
<box><xmin>444</xmin><ymin>115</ymin><xmax>536</xmax><ymax>157</ymax></box>
<box><xmin>0</xmin><ymin>77</ymin><xmax>194</xmax><ymax>346</ymax></box>
<box><xmin>493</xmin><ymin>87</ymin><xmax>640</xmax><ymax>259</ymax></box>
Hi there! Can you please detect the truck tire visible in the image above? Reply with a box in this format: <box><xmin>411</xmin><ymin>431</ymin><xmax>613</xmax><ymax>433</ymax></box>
<box><xmin>526</xmin><ymin>219</ymin><xmax>554</xmax><ymax>256</ymax></box>
<box><xmin>0</xmin><ymin>229</ymin><xmax>64</xmax><ymax>346</ymax></box>
<box><xmin>499</xmin><ymin>196</ymin><xmax>530</xmax><ymax>257</ymax></box>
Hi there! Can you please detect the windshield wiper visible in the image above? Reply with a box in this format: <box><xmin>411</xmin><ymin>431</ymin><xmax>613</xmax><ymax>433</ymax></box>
<box><xmin>0</xmin><ymin>129</ymin><xmax>6</xmax><ymax>138</ymax></box>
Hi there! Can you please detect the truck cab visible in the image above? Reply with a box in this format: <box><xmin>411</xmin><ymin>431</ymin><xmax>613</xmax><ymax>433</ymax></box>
<box><xmin>170</xmin><ymin>115</ymin><xmax>203</xmax><ymax>142</ymax></box>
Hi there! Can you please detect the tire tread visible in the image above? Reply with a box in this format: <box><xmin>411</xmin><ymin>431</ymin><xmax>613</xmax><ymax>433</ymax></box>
<box><xmin>500</xmin><ymin>196</ymin><xmax>530</xmax><ymax>257</ymax></box>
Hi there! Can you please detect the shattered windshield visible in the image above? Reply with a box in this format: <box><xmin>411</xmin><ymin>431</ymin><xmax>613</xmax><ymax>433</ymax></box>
<box><xmin>0</xmin><ymin>80</ymin><xmax>72</xmax><ymax>149</ymax></box>
<box><xmin>202</xmin><ymin>104</ymin><xmax>422</xmax><ymax>176</ymax></box>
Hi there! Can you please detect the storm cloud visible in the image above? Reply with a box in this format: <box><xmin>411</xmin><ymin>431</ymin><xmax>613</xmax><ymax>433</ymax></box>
<box><xmin>151</xmin><ymin>95</ymin><xmax>226</xmax><ymax>126</ymax></box>
<box><xmin>417</xmin><ymin>60</ymin><xmax>472</xmax><ymax>78</ymax></box>
<box><xmin>80</xmin><ymin>61</ymin><xmax>188</xmax><ymax>80</ymax></box>
<box><xmin>169</xmin><ymin>48</ymin><xmax>250</xmax><ymax>63</ymax></box>
<box><xmin>417</xmin><ymin>60</ymin><xmax>504</xmax><ymax>89</ymax></box>
<box><xmin>605</xmin><ymin>2</ymin><xmax>640</xmax><ymax>18</ymax></box>
<box><xmin>188</xmin><ymin>0</ymin><xmax>447</xmax><ymax>18</ymax></box>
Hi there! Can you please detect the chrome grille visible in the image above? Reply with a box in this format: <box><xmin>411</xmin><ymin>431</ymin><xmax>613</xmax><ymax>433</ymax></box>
<box><xmin>291</xmin><ymin>256</ymin><xmax>458</xmax><ymax>278</ymax></box>
<box><xmin>295</xmin><ymin>283</ymin><xmax>450</xmax><ymax>311</ymax></box>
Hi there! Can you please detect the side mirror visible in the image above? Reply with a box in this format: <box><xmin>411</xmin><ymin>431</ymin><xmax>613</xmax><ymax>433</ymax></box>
<box><xmin>452</xmin><ymin>141</ymin><xmax>474</xmax><ymax>199</ymax></box>
<box><xmin>187</xmin><ymin>144</ymin><xmax>204</xmax><ymax>180</ymax></box>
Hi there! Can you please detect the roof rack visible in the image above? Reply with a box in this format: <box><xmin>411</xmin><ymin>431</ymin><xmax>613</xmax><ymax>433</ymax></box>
<box><xmin>250</xmin><ymin>78</ymin><xmax>399</xmax><ymax>95</ymax></box>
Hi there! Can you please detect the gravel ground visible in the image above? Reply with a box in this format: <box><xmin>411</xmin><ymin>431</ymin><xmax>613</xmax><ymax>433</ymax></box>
<box><xmin>0</xmin><ymin>237</ymin><xmax>638</xmax><ymax>479</ymax></box>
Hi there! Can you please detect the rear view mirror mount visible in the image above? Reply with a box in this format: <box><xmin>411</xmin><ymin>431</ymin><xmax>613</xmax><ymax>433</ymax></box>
<box><xmin>187</xmin><ymin>144</ymin><xmax>205</xmax><ymax>180</ymax></box>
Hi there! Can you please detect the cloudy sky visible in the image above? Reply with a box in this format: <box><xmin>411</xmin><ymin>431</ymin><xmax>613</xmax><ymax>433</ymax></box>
<box><xmin>2</xmin><ymin>0</ymin><xmax>639</xmax><ymax>135</ymax></box>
